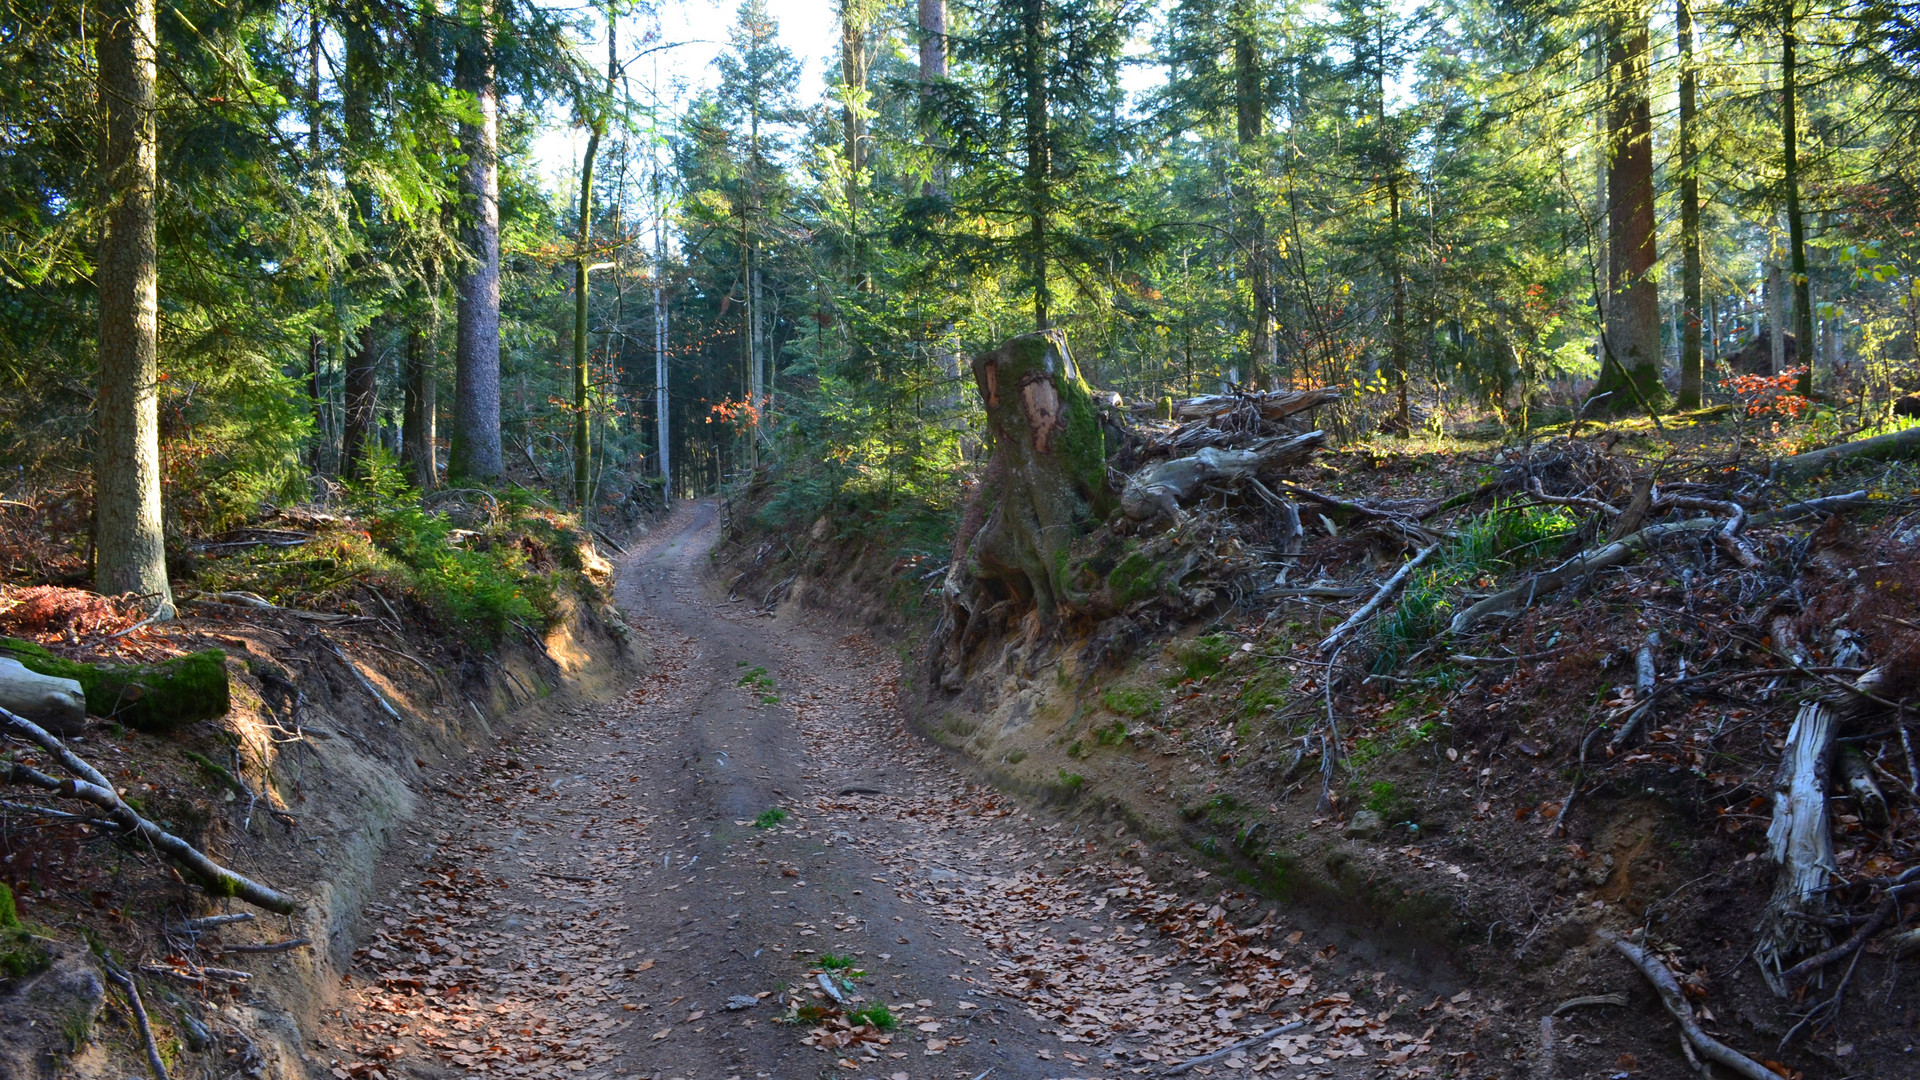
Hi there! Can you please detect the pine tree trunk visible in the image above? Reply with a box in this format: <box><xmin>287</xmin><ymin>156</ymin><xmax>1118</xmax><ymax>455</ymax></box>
<box><xmin>918</xmin><ymin>0</ymin><xmax>947</xmax><ymax>195</ymax></box>
<box><xmin>94</xmin><ymin>0</ymin><xmax>172</xmax><ymax>617</ymax></box>
<box><xmin>452</xmin><ymin>0</ymin><xmax>503</xmax><ymax>481</ymax></box>
<box><xmin>1782</xmin><ymin>5</ymin><xmax>1814</xmax><ymax>396</ymax></box>
<box><xmin>403</xmin><ymin>320</ymin><xmax>437</xmax><ymax>489</ymax></box>
<box><xmin>1589</xmin><ymin>9</ymin><xmax>1666</xmax><ymax>416</ymax></box>
<box><xmin>1677</xmin><ymin>0</ymin><xmax>1703</xmax><ymax>410</ymax></box>
<box><xmin>1768</xmin><ymin>262</ymin><xmax>1786</xmax><ymax>374</ymax></box>
<box><xmin>1232</xmin><ymin>3</ymin><xmax>1268</xmax><ymax>387</ymax></box>
<box><xmin>339</xmin><ymin>17</ymin><xmax>380</xmax><ymax>482</ymax></box>
<box><xmin>574</xmin><ymin>126</ymin><xmax>600</xmax><ymax>514</ymax></box>
<box><xmin>1023</xmin><ymin>0</ymin><xmax>1050</xmax><ymax>329</ymax></box>
<box><xmin>340</xmin><ymin>322</ymin><xmax>379</xmax><ymax>479</ymax></box>
<box><xmin>842</xmin><ymin>0</ymin><xmax>870</xmax><ymax>287</ymax></box>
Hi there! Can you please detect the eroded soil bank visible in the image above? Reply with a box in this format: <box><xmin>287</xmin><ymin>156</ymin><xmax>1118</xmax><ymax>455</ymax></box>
<box><xmin>1</xmin><ymin>569</ymin><xmax>637</xmax><ymax>1078</ymax></box>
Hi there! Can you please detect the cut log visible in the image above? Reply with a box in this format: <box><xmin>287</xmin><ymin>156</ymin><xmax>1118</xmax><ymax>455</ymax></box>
<box><xmin>0</xmin><ymin>708</ymin><xmax>295</xmax><ymax>913</ymax></box>
<box><xmin>1121</xmin><ymin>431</ymin><xmax>1326</xmax><ymax>523</ymax></box>
<box><xmin>1755</xmin><ymin>699</ymin><xmax>1837</xmax><ymax>995</ymax></box>
<box><xmin>1770</xmin><ymin>423</ymin><xmax>1920</xmax><ymax>484</ymax></box>
<box><xmin>0</xmin><ymin>657</ymin><xmax>86</xmax><ymax>736</ymax></box>
<box><xmin>0</xmin><ymin>637</ymin><xmax>228</xmax><ymax>733</ymax></box>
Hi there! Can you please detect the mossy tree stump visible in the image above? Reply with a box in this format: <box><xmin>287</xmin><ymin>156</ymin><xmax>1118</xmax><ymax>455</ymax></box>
<box><xmin>939</xmin><ymin>331</ymin><xmax>1113</xmax><ymax>684</ymax></box>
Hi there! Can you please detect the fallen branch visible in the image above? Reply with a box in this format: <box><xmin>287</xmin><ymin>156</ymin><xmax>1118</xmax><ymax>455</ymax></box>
<box><xmin>1770</xmin><ymin>423</ymin><xmax>1920</xmax><ymax>484</ymax></box>
<box><xmin>0</xmin><ymin>709</ymin><xmax>296</xmax><ymax>913</ymax></box>
<box><xmin>210</xmin><ymin>937</ymin><xmax>311</xmax><ymax>955</ymax></box>
<box><xmin>1606</xmin><ymin>632</ymin><xmax>1661</xmax><ymax>755</ymax></box>
<box><xmin>318</xmin><ymin>639</ymin><xmax>405</xmax><ymax>724</ymax></box>
<box><xmin>1550</xmin><ymin>992</ymin><xmax>1628</xmax><ymax>1016</ymax></box>
<box><xmin>186</xmin><ymin>592</ymin><xmax>365</xmax><ymax>624</ymax></box>
<box><xmin>1449</xmin><ymin>491</ymin><xmax>1869</xmax><ymax>637</ymax></box>
<box><xmin>1161</xmin><ymin>1020</ymin><xmax>1307</xmax><ymax>1076</ymax></box>
<box><xmin>105</xmin><ymin>964</ymin><xmax>170</xmax><ymax>1080</ymax></box>
<box><xmin>1317</xmin><ymin>542</ymin><xmax>1443</xmax><ymax>653</ymax></box>
<box><xmin>1598</xmin><ymin>931</ymin><xmax>1777</xmax><ymax>1080</ymax></box>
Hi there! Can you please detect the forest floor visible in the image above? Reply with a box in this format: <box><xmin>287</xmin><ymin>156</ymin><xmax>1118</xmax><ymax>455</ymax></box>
<box><xmin>322</xmin><ymin>501</ymin><xmax>1471</xmax><ymax>1080</ymax></box>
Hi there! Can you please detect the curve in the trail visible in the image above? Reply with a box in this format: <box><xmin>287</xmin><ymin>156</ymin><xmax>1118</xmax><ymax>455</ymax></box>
<box><xmin>324</xmin><ymin>502</ymin><xmax>1431</xmax><ymax>1080</ymax></box>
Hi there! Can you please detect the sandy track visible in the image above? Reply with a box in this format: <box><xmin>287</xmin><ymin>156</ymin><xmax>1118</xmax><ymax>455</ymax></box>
<box><xmin>321</xmin><ymin>502</ymin><xmax>1440</xmax><ymax>1080</ymax></box>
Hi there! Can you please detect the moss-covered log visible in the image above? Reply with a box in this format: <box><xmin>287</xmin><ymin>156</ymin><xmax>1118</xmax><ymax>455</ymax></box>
<box><xmin>0</xmin><ymin>637</ymin><xmax>228</xmax><ymax>732</ymax></box>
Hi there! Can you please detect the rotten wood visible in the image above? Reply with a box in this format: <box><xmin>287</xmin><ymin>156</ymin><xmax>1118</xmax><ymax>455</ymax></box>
<box><xmin>1756</xmin><ymin>699</ymin><xmax>1837</xmax><ymax>993</ymax></box>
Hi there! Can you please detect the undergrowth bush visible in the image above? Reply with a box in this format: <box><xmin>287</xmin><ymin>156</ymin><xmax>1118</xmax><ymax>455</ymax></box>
<box><xmin>1372</xmin><ymin>502</ymin><xmax>1578</xmax><ymax>670</ymax></box>
<box><xmin>197</xmin><ymin>450</ymin><xmax>590</xmax><ymax>642</ymax></box>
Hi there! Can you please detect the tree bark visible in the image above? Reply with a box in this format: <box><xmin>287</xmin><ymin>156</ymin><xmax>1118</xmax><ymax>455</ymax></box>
<box><xmin>918</xmin><ymin>0</ymin><xmax>947</xmax><ymax>195</ymax></box>
<box><xmin>1677</xmin><ymin>0</ymin><xmax>1703</xmax><ymax>410</ymax></box>
<box><xmin>452</xmin><ymin>0</ymin><xmax>503</xmax><ymax>481</ymax></box>
<box><xmin>403</xmin><ymin>318</ymin><xmax>437</xmax><ymax>490</ymax></box>
<box><xmin>1232</xmin><ymin>0</ymin><xmax>1268</xmax><ymax>387</ymax></box>
<box><xmin>1782</xmin><ymin>2</ymin><xmax>1814</xmax><ymax>396</ymax></box>
<box><xmin>1022</xmin><ymin>0</ymin><xmax>1050</xmax><ymax>329</ymax></box>
<box><xmin>841</xmin><ymin>0</ymin><xmax>870</xmax><ymax>287</ymax></box>
<box><xmin>1588</xmin><ymin>8</ymin><xmax>1665</xmax><ymax>416</ymax></box>
<box><xmin>94</xmin><ymin>0</ymin><xmax>173</xmax><ymax>617</ymax></box>
<box><xmin>340</xmin><ymin>321</ymin><xmax>379</xmax><ymax>480</ymax></box>
<box><xmin>943</xmin><ymin>331</ymin><xmax>1114</xmax><ymax>632</ymax></box>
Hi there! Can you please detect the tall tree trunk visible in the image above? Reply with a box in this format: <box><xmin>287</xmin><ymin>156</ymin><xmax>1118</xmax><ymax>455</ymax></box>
<box><xmin>341</xmin><ymin>322</ymin><xmax>379</xmax><ymax>479</ymax></box>
<box><xmin>1782</xmin><ymin>1</ymin><xmax>1814</xmax><ymax>396</ymax></box>
<box><xmin>573</xmin><ymin>18</ymin><xmax>613</xmax><ymax>516</ymax></box>
<box><xmin>654</xmin><ymin>248</ymin><xmax>670</xmax><ymax>501</ymax></box>
<box><xmin>918</xmin><ymin>0</ymin><xmax>947</xmax><ymax>195</ymax></box>
<box><xmin>403</xmin><ymin>317</ymin><xmax>437</xmax><ymax>490</ymax></box>
<box><xmin>339</xmin><ymin>17</ymin><xmax>380</xmax><ymax>482</ymax></box>
<box><xmin>94</xmin><ymin>0</ymin><xmax>172</xmax><ymax>616</ymax></box>
<box><xmin>305</xmin><ymin>5</ymin><xmax>329</xmax><ymax>472</ymax></box>
<box><xmin>841</xmin><ymin>0</ymin><xmax>870</xmax><ymax>289</ymax></box>
<box><xmin>1768</xmin><ymin>261</ymin><xmax>1786</xmax><ymax>373</ymax></box>
<box><xmin>452</xmin><ymin>0</ymin><xmax>503</xmax><ymax>481</ymax></box>
<box><xmin>1677</xmin><ymin>0</ymin><xmax>1703</xmax><ymax>410</ymax></box>
<box><xmin>1232</xmin><ymin>0</ymin><xmax>1268</xmax><ymax>387</ymax></box>
<box><xmin>1023</xmin><ymin>0</ymin><xmax>1050</xmax><ymax>329</ymax></box>
<box><xmin>1589</xmin><ymin>9</ymin><xmax>1665</xmax><ymax>415</ymax></box>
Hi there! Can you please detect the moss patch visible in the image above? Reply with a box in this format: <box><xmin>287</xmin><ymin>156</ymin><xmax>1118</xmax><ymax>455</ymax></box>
<box><xmin>0</xmin><ymin>883</ymin><xmax>49</xmax><ymax>979</ymax></box>
<box><xmin>0</xmin><ymin>638</ymin><xmax>228</xmax><ymax>733</ymax></box>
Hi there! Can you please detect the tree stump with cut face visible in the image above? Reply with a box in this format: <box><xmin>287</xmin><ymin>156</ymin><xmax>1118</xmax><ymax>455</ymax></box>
<box><xmin>937</xmin><ymin>331</ymin><xmax>1114</xmax><ymax>686</ymax></box>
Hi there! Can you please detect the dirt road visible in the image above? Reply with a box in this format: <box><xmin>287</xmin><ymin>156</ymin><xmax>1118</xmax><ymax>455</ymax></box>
<box><xmin>323</xmin><ymin>503</ymin><xmax>1445</xmax><ymax>1080</ymax></box>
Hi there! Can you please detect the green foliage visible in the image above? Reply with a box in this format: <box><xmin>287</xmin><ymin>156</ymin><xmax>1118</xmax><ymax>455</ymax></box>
<box><xmin>1095</xmin><ymin>720</ymin><xmax>1129</xmax><ymax>746</ymax></box>
<box><xmin>0</xmin><ymin>883</ymin><xmax>50</xmax><ymax>980</ymax></box>
<box><xmin>1108</xmin><ymin>551</ymin><xmax>1163</xmax><ymax>606</ymax></box>
<box><xmin>0</xmin><ymin>638</ymin><xmax>229</xmax><ymax>733</ymax></box>
<box><xmin>753</xmin><ymin>807</ymin><xmax>788</xmax><ymax>828</ymax></box>
<box><xmin>1166</xmin><ymin>633</ymin><xmax>1234</xmax><ymax>685</ymax></box>
<box><xmin>846</xmin><ymin>1003</ymin><xmax>897</xmax><ymax>1030</ymax></box>
<box><xmin>1374</xmin><ymin>503</ymin><xmax>1579</xmax><ymax>669</ymax></box>
<box><xmin>1057</xmin><ymin>769</ymin><xmax>1085</xmax><ymax>791</ymax></box>
<box><xmin>817</xmin><ymin>953</ymin><xmax>857</xmax><ymax>970</ymax></box>
<box><xmin>1101</xmin><ymin>686</ymin><xmax>1160</xmax><ymax>719</ymax></box>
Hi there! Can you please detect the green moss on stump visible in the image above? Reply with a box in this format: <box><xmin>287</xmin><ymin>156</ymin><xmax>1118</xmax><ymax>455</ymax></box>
<box><xmin>0</xmin><ymin>638</ymin><xmax>229</xmax><ymax>733</ymax></box>
<box><xmin>0</xmin><ymin>883</ymin><xmax>50</xmax><ymax>979</ymax></box>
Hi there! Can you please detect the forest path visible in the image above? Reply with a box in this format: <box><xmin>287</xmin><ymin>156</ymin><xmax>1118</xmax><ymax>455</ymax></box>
<box><xmin>321</xmin><ymin>502</ymin><xmax>1412</xmax><ymax>1080</ymax></box>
